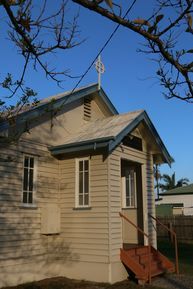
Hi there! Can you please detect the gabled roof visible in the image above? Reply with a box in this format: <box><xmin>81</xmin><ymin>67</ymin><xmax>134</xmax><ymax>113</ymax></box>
<box><xmin>0</xmin><ymin>83</ymin><xmax>118</xmax><ymax>132</ymax></box>
<box><xmin>159</xmin><ymin>184</ymin><xmax>193</xmax><ymax>196</ymax></box>
<box><xmin>49</xmin><ymin>110</ymin><xmax>173</xmax><ymax>165</ymax></box>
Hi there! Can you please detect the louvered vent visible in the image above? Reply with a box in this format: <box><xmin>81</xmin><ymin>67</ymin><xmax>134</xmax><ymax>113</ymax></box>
<box><xmin>84</xmin><ymin>98</ymin><xmax>91</xmax><ymax>120</ymax></box>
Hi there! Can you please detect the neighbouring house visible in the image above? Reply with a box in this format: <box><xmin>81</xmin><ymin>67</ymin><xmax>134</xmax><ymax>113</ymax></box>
<box><xmin>0</xmin><ymin>83</ymin><xmax>175</xmax><ymax>287</ymax></box>
<box><xmin>156</xmin><ymin>184</ymin><xmax>193</xmax><ymax>216</ymax></box>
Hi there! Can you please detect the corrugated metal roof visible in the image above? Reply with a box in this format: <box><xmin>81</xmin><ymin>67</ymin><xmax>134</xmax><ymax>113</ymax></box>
<box><xmin>49</xmin><ymin>109</ymin><xmax>173</xmax><ymax>165</ymax></box>
<box><xmin>0</xmin><ymin>83</ymin><xmax>118</xmax><ymax>131</ymax></box>
<box><xmin>160</xmin><ymin>184</ymin><xmax>193</xmax><ymax>195</ymax></box>
<box><xmin>57</xmin><ymin>110</ymin><xmax>143</xmax><ymax>145</ymax></box>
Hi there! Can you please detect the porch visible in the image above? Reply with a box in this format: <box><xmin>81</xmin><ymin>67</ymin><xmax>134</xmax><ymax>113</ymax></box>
<box><xmin>119</xmin><ymin>212</ymin><xmax>178</xmax><ymax>285</ymax></box>
<box><xmin>119</xmin><ymin>159</ymin><xmax>177</xmax><ymax>284</ymax></box>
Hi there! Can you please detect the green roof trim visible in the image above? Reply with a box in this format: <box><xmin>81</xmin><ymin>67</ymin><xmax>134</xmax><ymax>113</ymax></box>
<box><xmin>49</xmin><ymin>110</ymin><xmax>173</xmax><ymax>165</ymax></box>
<box><xmin>160</xmin><ymin>184</ymin><xmax>193</xmax><ymax>196</ymax></box>
<box><xmin>49</xmin><ymin>136</ymin><xmax>115</xmax><ymax>155</ymax></box>
<box><xmin>108</xmin><ymin>110</ymin><xmax>173</xmax><ymax>165</ymax></box>
<box><xmin>0</xmin><ymin>83</ymin><xmax>118</xmax><ymax>132</ymax></box>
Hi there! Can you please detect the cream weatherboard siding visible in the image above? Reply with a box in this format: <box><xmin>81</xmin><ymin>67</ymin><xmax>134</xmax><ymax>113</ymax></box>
<box><xmin>23</xmin><ymin>97</ymin><xmax>113</xmax><ymax>147</ymax></box>
<box><xmin>0</xmin><ymin>97</ymin><xmax>115</xmax><ymax>287</ymax></box>
<box><xmin>57</xmin><ymin>153</ymin><xmax>110</xmax><ymax>281</ymax></box>
<box><xmin>108</xmin><ymin>145</ymin><xmax>156</xmax><ymax>264</ymax></box>
<box><xmin>0</xmin><ymin>138</ymin><xmax>157</xmax><ymax>286</ymax></box>
<box><xmin>0</xmin><ymin>93</ymin><xmax>161</xmax><ymax>286</ymax></box>
<box><xmin>0</xmin><ymin>139</ymin><xmax>60</xmax><ymax>287</ymax></box>
<box><xmin>146</xmin><ymin>154</ymin><xmax>157</xmax><ymax>246</ymax></box>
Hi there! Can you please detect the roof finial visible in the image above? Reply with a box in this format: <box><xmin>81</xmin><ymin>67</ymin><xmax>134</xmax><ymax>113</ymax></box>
<box><xmin>95</xmin><ymin>55</ymin><xmax>105</xmax><ymax>90</ymax></box>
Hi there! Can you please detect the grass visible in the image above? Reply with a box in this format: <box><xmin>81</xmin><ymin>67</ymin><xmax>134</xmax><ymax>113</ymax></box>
<box><xmin>157</xmin><ymin>239</ymin><xmax>193</xmax><ymax>275</ymax></box>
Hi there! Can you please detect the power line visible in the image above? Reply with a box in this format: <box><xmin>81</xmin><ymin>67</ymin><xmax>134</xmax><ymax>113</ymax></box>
<box><xmin>69</xmin><ymin>0</ymin><xmax>138</xmax><ymax>94</ymax></box>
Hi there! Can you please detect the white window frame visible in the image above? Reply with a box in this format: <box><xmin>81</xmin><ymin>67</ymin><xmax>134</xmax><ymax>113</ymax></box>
<box><xmin>75</xmin><ymin>157</ymin><xmax>90</xmax><ymax>208</ymax></box>
<box><xmin>21</xmin><ymin>154</ymin><xmax>37</xmax><ymax>207</ymax></box>
<box><xmin>122</xmin><ymin>169</ymin><xmax>137</xmax><ymax>209</ymax></box>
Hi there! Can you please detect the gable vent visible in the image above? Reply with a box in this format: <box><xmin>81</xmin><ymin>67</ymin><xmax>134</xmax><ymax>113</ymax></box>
<box><xmin>84</xmin><ymin>98</ymin><xmax>91</xmax><ymax>120</ymax></box>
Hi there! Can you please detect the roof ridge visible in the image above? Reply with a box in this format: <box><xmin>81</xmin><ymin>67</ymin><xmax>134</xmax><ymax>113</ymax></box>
<box><xmin>83</xmin><ymin>109</ymin><xmax>145</xmax><ymax>124</ymax></box>
<box><xmin>40</xmin><ymin>82</ymin><xmax>98</xmax><ymax>104</ymax></box>
<box><xmin>16</xmin><ymin>83</ymin><xmax>99</xmax><ymax>115</ymax></box>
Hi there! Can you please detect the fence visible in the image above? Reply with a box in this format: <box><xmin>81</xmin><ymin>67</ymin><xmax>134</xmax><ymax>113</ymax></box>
<box><xmin>156</xmin><ymin>216</ymin><xmax>193</xmax><ymax>242</ymax></box>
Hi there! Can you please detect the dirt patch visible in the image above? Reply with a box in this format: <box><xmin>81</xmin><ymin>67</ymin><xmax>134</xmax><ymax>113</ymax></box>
<box><xmin>2</xmin><ymin>276</ymin><xmax>164</xmax><ymax>289</ymax></box>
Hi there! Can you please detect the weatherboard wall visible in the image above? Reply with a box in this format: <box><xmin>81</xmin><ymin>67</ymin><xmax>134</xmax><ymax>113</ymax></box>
<box><xmin>0</xmin><ymin>143</ymin><xmax>111</xmax><ymax>286</ymax></box>
<box><xmin>0</xmin><ymin>95</ymin><xmax>115</xmax><ymax>286</ymax></box>
<box><xmin>22</xmin><ymin>95</ymin><xmax>113</xmax><ymax>147</ymax></box>
<box><xmin>108</xmin><ymin>143</ymin><xmax>157</xmax><ymax>266</ymax></box>
<box><xmin>59</xmin><ymin>153</ymin><xmax>109</xmax><ymax>264</ymax></box>
<box><xmin>0</xmin><ymin>139</ymin><xmax>61</xmax><ymax>287</ymax></box>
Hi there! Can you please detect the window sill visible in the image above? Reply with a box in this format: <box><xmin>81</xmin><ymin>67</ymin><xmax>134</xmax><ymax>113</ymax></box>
<box><xmin>122</xmin><ymin>207</ymin><xmax>137</xmax><ymax>210</ymax></box>
<box><xmin>73</xmin><ymin>207</ymin><xmax>92</xmax><ymax>211</ymax></box>
<box><xmin>20</xmin><ymin>204</ymin><xmax>38</xmax><ymax>210</ymax></box>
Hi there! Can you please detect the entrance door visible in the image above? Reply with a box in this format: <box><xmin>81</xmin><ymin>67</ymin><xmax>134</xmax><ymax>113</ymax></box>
<box><xmin>121</xmin><ymin>160</ymin><xmax>143</xmax><ymax>246</ymax></box>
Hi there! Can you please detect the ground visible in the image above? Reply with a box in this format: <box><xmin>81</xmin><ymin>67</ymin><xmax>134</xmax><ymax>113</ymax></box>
<box><xmin>2</xmin><ymin>241</ymin><xmax>193</xmax><ymax>289</ymax></box>
<box><xmin>3</xmin><ymin>275</ymin><xmax>193</xmax><ymax>289</ymax></box>
<box><xmin>152</xmin><ymin>274</ymin><xmax>193</xmax><ymax>289</ymax></box>
<box><xmin>1</xmin><ymin>277</ymin><xmax>164</xmax><ymax>289</ymax></box>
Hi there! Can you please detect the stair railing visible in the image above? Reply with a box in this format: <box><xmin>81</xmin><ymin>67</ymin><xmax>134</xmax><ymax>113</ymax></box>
<box><xmin>119</xmin><ymin>212</ymin><xmax>152</xmax><ymax>284</ymax></box>
<box><xmin>148</xmin><ymin>214</ymin><xmax>179</xmax><ymax>274</ymax></box>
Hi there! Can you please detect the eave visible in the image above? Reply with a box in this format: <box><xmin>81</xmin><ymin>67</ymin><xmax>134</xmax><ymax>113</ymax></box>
<box><xmin>49</xmin><ymin>110</ymin><xmax>173</xmax><ymax>166</ymax></box>
<box><xmin>49</xmin><ymin>136</ymin><xmax>115</xmax><ymax>155</ymax></box>
<box><xmin>0</xmin><ymin>84</ymin><xmax>118</xmax><ymax>133</ymax></box>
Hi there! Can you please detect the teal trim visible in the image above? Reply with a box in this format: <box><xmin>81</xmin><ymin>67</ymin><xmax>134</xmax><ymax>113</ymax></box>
<box><xmin>108</xmin><ymin>110</ymin><xmax>173</xmax><ymax>165</ymax></box>
<box><xmin>142</xmin><ymin>111</ymin><xmax>174</xmax><ymax>165</ymax></box>
<box><xmin>0</xmin><ymin>84</ymin><xmax>118</xmax><ymax>132</ymax></box>
<box><xmin>50</xmin><ymin>110</ymin><xmax>173</xmax><ymax>165</ymax></box>
<box><xmin>49</xmin><ymin>136</ymin><xmax>114</xmax><ymax>155</ymax></box>
<box><xmin>99</xmin><ymin>88</ymin><xmax>118</xmax><ymax>115</ymax></box>
<box><xmin>108</xmin><ymin>113</ymin><xmax>144</xmax><ymax>152</ymax></box>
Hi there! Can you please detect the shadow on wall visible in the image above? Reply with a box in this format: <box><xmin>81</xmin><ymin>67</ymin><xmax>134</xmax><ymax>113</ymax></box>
<box><xmin>0</xmin><ymin>141</ymin><xmax>79</xmax><ymax>287</ymax></box>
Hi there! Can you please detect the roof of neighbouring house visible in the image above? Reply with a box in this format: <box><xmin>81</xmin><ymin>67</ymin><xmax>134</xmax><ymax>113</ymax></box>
<box><xmin>159</xmin><ymin>184</ymin><xmax>193</xmax><ymax>196</ymax></box>
<box><xmin>49</xmin><ymin>109</ymin><xmax>173</xmax><ymax>165</ymax></box>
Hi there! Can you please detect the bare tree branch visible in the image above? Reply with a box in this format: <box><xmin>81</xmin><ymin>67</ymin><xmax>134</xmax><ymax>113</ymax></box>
<box><xmin>0</xmin><ymin>0</ymin><xmax>82</xmax><ymax>123</ymax></box>
<box><xmin>73</xmin><ymin>0</ymin><xmax>193</xmax><ymax>102</ymax></box>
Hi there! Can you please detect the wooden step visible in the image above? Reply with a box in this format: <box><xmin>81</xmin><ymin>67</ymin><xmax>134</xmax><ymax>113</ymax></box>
<box><xmin>120</xmin><ymin>245</ymin><xmax>175</xmax><ymax>284</ymax></box>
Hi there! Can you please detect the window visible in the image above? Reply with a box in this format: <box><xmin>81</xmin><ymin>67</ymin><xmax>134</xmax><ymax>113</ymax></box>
<box><xmin>22</xmin><ymin>155</ymin><xmax>36</xmax><ymax>205</ymax></box>
<box><xmin>122</xmin><ymin>135</ymin><xmax>143</xmax><ymax>151</ymax></box>
<box><xmin>76</xmin><ymin>158</ymin><xmax>89</xmax><ymax>207</ymax></box>
<box><xmin>122</xmin><ymin>169</ymin><xmax>137</xmax><ymax>208</ymax></box>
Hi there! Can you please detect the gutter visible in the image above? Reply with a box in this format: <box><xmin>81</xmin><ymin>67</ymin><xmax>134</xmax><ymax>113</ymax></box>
<box><xmin>49</xmin><ymin>136</ymin><xmax>115</xmax><ymax>156</ymax></box>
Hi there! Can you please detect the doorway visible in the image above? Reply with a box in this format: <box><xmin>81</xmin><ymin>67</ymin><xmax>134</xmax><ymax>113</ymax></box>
<box><xmin>121</xmin><ymin>159</ymin><xmax>144</xmax><ymax>246</ymax></box>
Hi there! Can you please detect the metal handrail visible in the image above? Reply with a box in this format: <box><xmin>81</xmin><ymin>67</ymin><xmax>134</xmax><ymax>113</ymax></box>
<box><xmin>119</xmin><ymin>212</ymin><xmax>152</xmax><ymax>284</ymax></box>
<box><xmin>149</xmin><ymin>213</ymin><xmax>179</xmax><ymax>274</ymax></box>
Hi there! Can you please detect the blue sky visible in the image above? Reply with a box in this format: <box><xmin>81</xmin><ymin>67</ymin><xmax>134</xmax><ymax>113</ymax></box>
<box><xmin>0</xmin><ymin>1</ymin><xmax>192</xmax><ymax>183</ymax></box>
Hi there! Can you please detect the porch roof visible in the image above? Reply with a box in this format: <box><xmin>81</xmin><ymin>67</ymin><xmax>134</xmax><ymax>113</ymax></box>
<box><xmin>49</xmin><ymin>110</ymin><xmax>173</xmax><ymax>165</ymax></box>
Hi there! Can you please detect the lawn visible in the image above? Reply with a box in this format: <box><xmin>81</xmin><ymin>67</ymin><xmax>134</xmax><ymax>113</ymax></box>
<box><xmin>157</xmin><ymin>239</ymin><xmax>193</xmax><ymax>275</ymax></box>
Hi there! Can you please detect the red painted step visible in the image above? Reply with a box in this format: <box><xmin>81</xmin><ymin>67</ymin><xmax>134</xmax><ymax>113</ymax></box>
<box><xmin>120</xmin><ymin>245</ymin><xmax>175</xmax><ymax>284</ymax></box>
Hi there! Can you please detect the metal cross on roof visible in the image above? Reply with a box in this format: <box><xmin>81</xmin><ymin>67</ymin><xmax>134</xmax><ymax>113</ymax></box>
<box><xmin>95</xmin><ymin>55</ymin><xmax>105</xmax><ymax>90</ymax></box>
